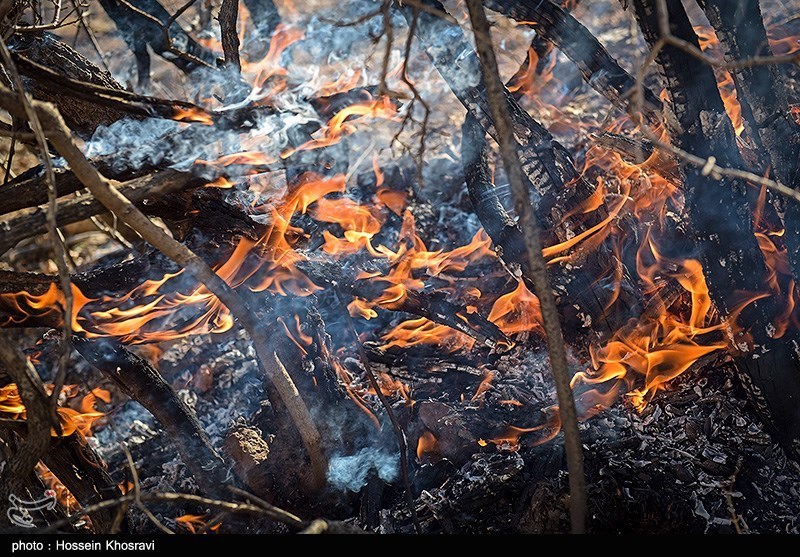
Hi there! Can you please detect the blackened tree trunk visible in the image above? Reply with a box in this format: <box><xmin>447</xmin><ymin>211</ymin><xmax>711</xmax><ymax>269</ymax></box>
<box><xmin>699</xmin><ymin>0</ymin><xmax>800</xmax><ymax>293</ymax></box>
<box><xmin>626</xmin><ymin>0</ymin><xmax>800</xmax><ymax>458</ymax></box>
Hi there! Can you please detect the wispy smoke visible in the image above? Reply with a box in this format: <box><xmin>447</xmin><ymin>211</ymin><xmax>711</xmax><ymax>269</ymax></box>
<box><xmin>327</xmin><ymin>447</ymin><xmax>399</xmax><ymax>492</ymax></box>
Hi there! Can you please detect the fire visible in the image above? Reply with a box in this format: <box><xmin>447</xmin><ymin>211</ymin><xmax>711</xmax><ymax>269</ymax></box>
<box><xmin>243</xmin><ymin>24</ymin><xmax>304</xmax><ymax>94</ymax></box>
<box><xmin>380</xmin><ymin>317</ymin><xmax>475</xmax><ymax>353</ymax></box>
<box><xmin>175</xmin><ymin>514</ymin><xmax>221</xmax><ymax>534</ymax></box>
<box><xmin>36</xmin><ymin>464</ymin><xmax>81</xmax><ymax>515</ymax></box>
<box><xmin>488</xmin><ymin>281</ymin><xmax>542</xmax><ymax>335</ymax></box>
<box><xmin>481</xmin><ymin>409</ymin><xmax>561</xmax><ymax>451</ymax></box>
<box><xmin>752</xmin><ymin>186</ymin><xmax>798</xmax><ymax>338</ymax></box>
<box><xmin>0</xmin><ymin>384</ymin><xmax>109</xmax><ymax>437</ymax></box>
<box><xmin>206</xmin><ymin>176</ymin><xmax>235</xmax><ymax>189</ymax></box>
<box><xmin>542</xmin><ymin>179</ymin><xmax>631</xmax><ymax>264</ymax></box>
<box><xmin>416</xmin><ymin>430</ymin><xmax>439</xmax><ymax>460</ymax></box>
<box><xmin>695</xmin><ymin>26</ymin><xmax>745</xmax><ymax>136</ymax></box>
<box><xmin>197</xmin><ymin>150</ymin><xmax>276</xmax><ymax>168</ymax></box>
<box><xmin>507</xmin><ymin>46</ymin><xmax>556</xmax><ymax>99</ymax></box>
<box><xmin>768</xmin><ymin>24</ymin><xmax>800</xmax><ymax>56</ymax></box>
<box><xmin>314</xmin><ymin>69</ymin><xmax>363</xmax><ymax>98</ymax></box>
<box><xmin>471</xmin><ymin>370</ymin><xmax>495</xmax><ymax>403</ymax></box>
<box><xmin>574</xmin><ymin>233</ymin><xmax>728</xmax><ymax>410</ymax></box>
<box><xmin>374</xmin><ymin>372</ymin><xmax>413</xmax><ymax>405</ymax></box>
<box><xmin>172</xmin><ymin>106</ymin><xmax>214</xmax><ymax>126</ymax></box>
<box><xmin>331</xmin><ymin>358</ymin><xmax>380</xmax><ymax>428</ymax></box>
<box><xmin>282</xmin><ymin>96</ymin><xmax>399</xmax><ymax>157</ymax></box>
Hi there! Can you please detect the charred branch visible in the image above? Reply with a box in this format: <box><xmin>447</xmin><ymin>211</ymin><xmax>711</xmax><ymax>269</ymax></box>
<box><xmin>8</xmin><ymin>32</ymin><xmax>130</xmax><ymax>136</ymax></box>
<box><xmin>698</xmin><ymin>0</ymin><xmax>800</xmax><ymax>291</ymax></box>
<box><xmin>483</xmin><ymin>0</ymin><xmax>663</xmax><ymax>127</ymax></box>
<box><xmin>39</xmin><ymin>431</ymin><xmax>125</xmax><ymax>533</ymax></box>
<box><xmin>465</xmin><ymin>0</ymin><xmax>586</xmax><ymax>533</ymax></box>
<box><xmin>218</xmin><ymin>0</ymin><xmax>241</xmax><ymax>73</ymax></box>
<box><xmin>98</xmin><ymin>0</ymin><xmax>217</xmax><ymax>88</ymax></box>
<box><xmin>0</xmin><ymin>169</ymin><xmax>197</xmax><ymax>254</ymax></box>
<box><xmin>72</xmin><ymin>336</ymin><xmax>230</xmax><ymax>498</ymax></box>
<box><xmin>0</xmin><ymin>332</ymin><xmax>53</xmax><ymax>519</ymax></box>
<box><xmin>408</xmin><ymin>0</ymin><xmax>642</xmax><ymax>336</ymax></box>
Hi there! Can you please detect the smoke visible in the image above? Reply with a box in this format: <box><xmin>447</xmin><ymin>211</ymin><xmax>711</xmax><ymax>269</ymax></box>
<box><xmin>326</xmin><ymin>447</ymin><xmax>399</xmax><ymax>492</ymax></box>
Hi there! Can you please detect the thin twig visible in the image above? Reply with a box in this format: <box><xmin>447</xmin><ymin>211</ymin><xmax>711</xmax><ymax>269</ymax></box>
<box><xmin>41</xmin><ymin>489</ymin><xmax>310</xmax><ymax>533</ymax></box>
<box><xmin>226</xmin><ymin>486</ymin><xmax>304</xmax><ymax>527</ymax></box>
<box><xmin>464</xmin><ymin>0</ymin><xmax>586</xmax><ymax>534</ymax></box>
<box><xmin>69</xmin><ymin>0</ymin><xmax>112</xmax><ymax>74</ymax></box>
<box><xmin>122</xmin><ymin>444</ymin><xmax>173</xmax><ymax>534</ymax></box>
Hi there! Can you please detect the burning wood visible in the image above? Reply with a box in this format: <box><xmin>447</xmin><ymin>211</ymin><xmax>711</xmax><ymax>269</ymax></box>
<box><xmin>0</xmin><ymin>0</ymin><xmax>798</xmax><ymax>537</ymax></box>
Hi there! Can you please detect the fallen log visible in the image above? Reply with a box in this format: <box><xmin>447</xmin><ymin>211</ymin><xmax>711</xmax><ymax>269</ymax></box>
<box><xmin>40</xmin><ymin>432</ymin><xmax>125</xmax><ymax>533</ymax></box>
<box><xmin>699</xmin><ymin>0</ymin><xmax>800</xmax><ymax>294</ymax></box>
<box><xmin>9</xmin><ymin>32</ymin><xmax>131</xmax><ymax>136</ymax></box>
<box><xmin>461</xmin><ymin>115</ymin><xmax>640</xmax><ymax>338</ymax></box>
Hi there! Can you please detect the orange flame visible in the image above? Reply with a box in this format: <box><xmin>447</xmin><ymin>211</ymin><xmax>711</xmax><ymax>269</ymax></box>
<box><xmin>36</xmin><ymin>464</ymin><xmax>82</xmax><ymax>515</ymax></box>
<box><xmin>380</xmin><ymin>317</ymin><xmax>475</xmax><ymax>353</ymax></box>
<box><xmin>416</xmin><ymin>430</ymin><xmax>439</xmax><ymax>460</ymax></box>
<box><xmin>0</xmin><ymin>384</ymin><xmax>109</xmax><ymax>437</ymax></box>
<box><xmin>573</xmin><ymin>232</ymin><xmax>727</xmax><ymax>410</ymax></box>
<box><xmin>488</xmin><ymin>281</ymin><xmax>542</xmax><ymax>335</ymax></box>
<box><xmin>175</xmin><ymin>514</ymin><xmax>221</xmax><ymax>534</ymax></box>
<box><xmin>172</xmin><ymin>106</ymin><xmax>214</xmax><ymax>126</ymax></box>
<box><xmin>695</xmin><ymin>26</ymin><xmax>745</xmax><ymax>136</ymax></box>
<box><xmin>282</xmin><ymin>96</ymin><xmax>399</xmax><ymax>157</ymax></box>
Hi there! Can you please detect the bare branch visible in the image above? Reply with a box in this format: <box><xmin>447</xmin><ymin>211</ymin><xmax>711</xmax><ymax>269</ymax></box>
<box><xmin>464</xmin><ymin>0</ymin><xmax>586</xmax><ymax>534</ymax></box>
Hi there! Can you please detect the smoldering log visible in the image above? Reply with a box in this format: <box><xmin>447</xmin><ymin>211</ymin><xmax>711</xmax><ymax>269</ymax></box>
<box><xmin>0</xmin><ymin>427</ymin><xmax>71</xmax><ymax>531</ymax></box>
<box><xmin>295</xmin><ymin>257</ymin><xmax>510</xmax><ymax>350</ymax></box>
<box><xmin>627</xmin><ymin>0</ymin><xmax>800</xmax><ymax>459</ymax></box>
<box><xmin>39</xmin><ymin>432</ymin><xmax>126</xmax><ymax>533</ymax></box>
<box><xmin>72</xmin><ymin>336</ymin><xmax>231</xmax><ymax>498</ymax></box>
<box><xmin>11</xmin><ymin>53</ymin><xmax>218</xmax><ymax>125</ymax></box>
<box><xmin>699</xmin><ymin>0</ymin><xmax>800</xmax><ymax>292</ymax></box>
<box><xmin>461</xmin><ymin>115</ymin><xmax>641</xmax><ymax>337</ymax></box>
<box><xmin>406</xmin><ymin>0</ymin><xmax>642</xmax><ymax>335</ymax></box>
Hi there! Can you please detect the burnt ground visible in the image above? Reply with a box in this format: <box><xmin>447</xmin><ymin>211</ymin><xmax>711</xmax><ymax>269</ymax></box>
<box><xmin>80</xmin><ymin>320</ymin><xmax>798</xmax><ymax>534</ymax></box>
